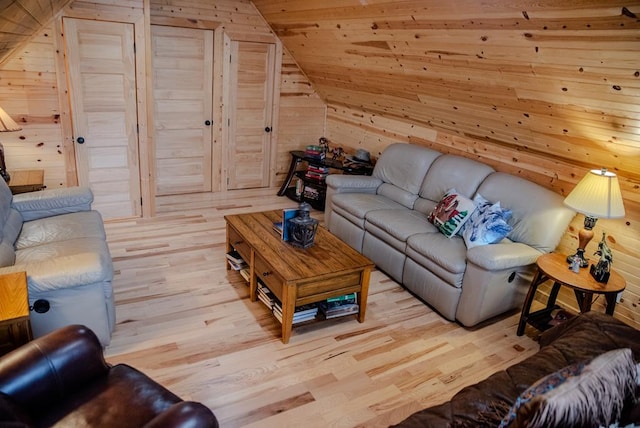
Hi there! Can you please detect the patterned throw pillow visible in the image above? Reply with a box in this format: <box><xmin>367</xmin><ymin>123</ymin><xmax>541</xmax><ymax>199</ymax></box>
<box><xmin>499</xmin><ymin>348</ymin><xmax>637</xmax><ymax>428</ymax></box>
<box><xmin>461</xmin><ymin>193</ymin><xmax>512</xmax><ymax>248</ymax></box>
<box><xmin>428</xmin><ymin>189</ymin><xmax>476</xmax><ymax>238</ymax></box>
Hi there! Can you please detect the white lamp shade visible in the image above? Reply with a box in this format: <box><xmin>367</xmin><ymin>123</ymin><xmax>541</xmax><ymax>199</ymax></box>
<box><xmin>0</xmin><ymin>107</ymin><xmax>21</xmax><ymax>132</ymax></box>
<box><xmin>563</xmin><ymin>169</ymin><xmax>625</xmax><ymax>219</ymax></box>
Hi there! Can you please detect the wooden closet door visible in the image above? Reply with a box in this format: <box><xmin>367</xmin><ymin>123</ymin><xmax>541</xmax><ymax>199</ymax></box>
<box><xmin>227</xmin><ymin>40</ymin><xmax>277</xmax><ymax>190</ymax></box>
<box><xmin>63</xmin><ymin>18</ymin><xmax>141</xmax><ymax>219</ymax></box>
<box><xmin>151</xmin><ymin>26</ymin><xmax>214</xmax><ymax>195</ymax></box>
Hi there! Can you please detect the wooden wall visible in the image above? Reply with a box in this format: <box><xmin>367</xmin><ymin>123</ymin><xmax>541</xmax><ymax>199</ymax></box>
<box><xmin>0</xmin><ymin>0</ymin><xmax>325</xmax><ymax>198</ymax></box>
<box><xmin>253</xmin><ymin>0</ymin><xmax>640</xmax><ymax>329</ymax></box>
<box><xmin>1</xmin><ymin>0</ymin><xmax>639</xmax><ymax>329</ymax></box>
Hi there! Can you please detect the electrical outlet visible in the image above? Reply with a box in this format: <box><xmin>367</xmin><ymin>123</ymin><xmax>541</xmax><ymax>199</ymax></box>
<box><xmin>616</xmin><ymin>292</ymin><xmax>623</xmax><ymax>303</ymax></box>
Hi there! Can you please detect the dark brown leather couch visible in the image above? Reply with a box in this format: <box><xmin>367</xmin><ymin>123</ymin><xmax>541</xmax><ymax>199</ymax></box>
<box><xmin>393</xmin><ymin>312</ymin><xmax>640</xmax><ymax>427</ymax></box>
<box><xmin>0</xmin><ymin>324</ymin><xmax>219</xmax><ymax>427</ymax></box>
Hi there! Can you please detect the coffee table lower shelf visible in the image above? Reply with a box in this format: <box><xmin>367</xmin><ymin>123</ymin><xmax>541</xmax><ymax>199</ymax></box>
<box><xmin>225</xmin><ymin>210</ymin><xmax>374</xmax><ymax>344</ymax></box>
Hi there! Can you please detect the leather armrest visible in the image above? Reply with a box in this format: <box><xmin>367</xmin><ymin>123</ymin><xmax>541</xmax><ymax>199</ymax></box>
<box><xmin>11</xmin><ymin>187</ymin><xmax>93</xmax><ymax>222</ymax></box>
<box><xmin>0</xmin><ymin>252</ymin><xmax>113</xmax><ymax>293</ymax></box>
<box><xmin>0</xmin><ymin>325</ymin><xmax>109</xmax><ymax>411</ymax></box>
<box><xmin>325</xmin><ymin>175</ymin><xmax>382</xmax><ymax>193</ymax></box>
<box><xmin>466</xmin><ymin>242</ymin><xmax>543</xmax><ymax>271</ymax></box>
<box><xmin>144</xmin><ymin>401</ymin><xmax>219</xmax><ymax>428</ymax></box>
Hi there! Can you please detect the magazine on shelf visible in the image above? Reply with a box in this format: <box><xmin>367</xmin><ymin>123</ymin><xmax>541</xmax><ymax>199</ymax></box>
<box><xmin>225</xmin><ymin>250</ymin><xmax>245</xmax><ymax>265</ymax></box>
<box><xmin>319</xmin><ymin>292</ymin><xmax>359</xmax><ymax>319</ymax></box>
<box><xmin>273</xmin><ymin>309</ymin><xmax>317</xmax><ymax>325</ymax></box>
<box><xmin>227</xmin><ymin>259</ymin><xmax>246</xmax><ymax>271</ymax></box>
<box><xmin>319</xmin><ymin>302</ymin><xmax>359</xmax><ymax>319</ymax></box>
<box><xmin>258</xmin><ymin>280</ymin><xmax>318</xmax><ymax>324</ymax></box>
<box><xmin>273</xmin><ymin>302</ymin><xmax>318</xmax><ymax>319</ymax></box>
<box><xmin>326</xmin><ymin>293</ymin><xmax>357</xmax><ymax>306</ymax></box>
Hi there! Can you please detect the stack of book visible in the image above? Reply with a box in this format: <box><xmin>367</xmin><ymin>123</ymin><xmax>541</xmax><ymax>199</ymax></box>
<box><xmin>257</xmin><ymin>281</ymin><xmax>276</xmax><ymax>309</ymax></box>
<box><xmin>305</xmin><ymin>145</ymin><xmax>325</xmax><ymax>160</ymax></box>
<box><xmin>226</xmin><ymin>250</ymin><xmax>246</xmax><ymax>271</ymax></box>
<box><xmin>319</xmin><ymin>293</ymin><xmax>359</xmax><ymax>319</ymax></box>
<box><xmin>257</xmin><ymin>280</ymin><xmax>318</xmax><ymax>325</ymax></box>
<box><xmin>226</xmin><ymin>250</ymin><xmax>249</xmax><ymax>282</ymax></box>
<box><xmin>304</xmin><ymin>165</ymin><xmax>329</xmax><ymax>182</ymax></box>
<box><xmin>272</xmin><ymin>208</ymin><xmax>297</xmax><ymax>241</ymax></box>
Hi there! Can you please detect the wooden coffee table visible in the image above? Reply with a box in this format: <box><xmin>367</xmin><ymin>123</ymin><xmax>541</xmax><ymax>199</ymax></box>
<box><xmin>225</xmin><ymin>210</ymin><xmax>374</xmax><ymax>343</ymax></box>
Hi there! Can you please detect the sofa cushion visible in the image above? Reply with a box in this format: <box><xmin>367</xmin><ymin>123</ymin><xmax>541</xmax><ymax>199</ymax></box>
<box><xmin>476</xmin><ymin>172</ymin><xmax>575</xmax><ymax>252</ymax></box>
<box><xmin>500</xmin><ymin>348</ymin><xmax>636</xmax><ymax>428</ymax></box>
<box><xmin>428</xmin><ymin>189</ymin><xmax>476</xmax><ymax>237</ymax></box>
<box><xmin>365</xmin><ymin>209</ymin><xmax>436</xmax><ymax>243</ymax></box>
<box><xmin>332</xmin><ymin>193</ymin><xmax>405</xmax><ymax>228</ymax></box>
<box><xmin>11</xmin><ymin>187</ymin><xmax>93</xmax><ymax>222</ymax></box>
<box><xmin>15</xmin><ymin>211</ymin><xmax>106</xmax><ymax>250</ymax></box>
<box><xmin>34</xmin><ymin>364</ymin><xmax>183</xmax><ymax>427</ymax></box>
<box><xmin>462</xmin><ymin>194</ymin><xmax>512</xmax><ymax>248</ymax></box>
<box><xmin>373</xmin><ymin>143</ymin><xmax>442</xmax><ymax>199</ymax></box>
<box><xmin>418</xmin><ymin>154</ymin><xmax>494</xmax><ymax>202</ymax></box>
<box><xmin>406</xmin><ymin>232</ymin><xmax>468</xmax><ymax>278</ymax></box>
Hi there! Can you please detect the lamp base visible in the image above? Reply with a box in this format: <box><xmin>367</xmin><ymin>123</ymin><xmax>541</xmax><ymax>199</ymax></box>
<box><xmin>567</xmin><ymin>248</ymin><xmax>589</xmax><ymax>268</ymax></box>
<box><xmin>566</xmin><ymin>216</ymin><xmax>597</xmax><ymax>268</ymax></box>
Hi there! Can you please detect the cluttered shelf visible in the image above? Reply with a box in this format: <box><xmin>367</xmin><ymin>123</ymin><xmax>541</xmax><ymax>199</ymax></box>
<box><xmin>226</xmin><ymin>250</ymin><xmax>360</xmax><ymax>325</ymax></box>
<box><xmin>278</xmin><ymin>144</ymin><xmax>374</xmax><ymax>211</ymax></box>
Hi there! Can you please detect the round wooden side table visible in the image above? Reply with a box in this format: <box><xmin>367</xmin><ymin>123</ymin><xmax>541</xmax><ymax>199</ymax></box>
<box><xmin>517</xmin><ymin>252</ymin><xmax>626</xmax><ymax>336</ymax></box>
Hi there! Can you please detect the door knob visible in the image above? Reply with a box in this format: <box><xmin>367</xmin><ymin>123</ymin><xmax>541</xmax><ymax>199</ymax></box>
<box><xmin>205</xmin><ymin>120</ymin><xmax>212</xmax><ymax>126</ymax></box>
<box><xmin>265</xmin><ymin>127</ymin><xmax>272</xmax><ymax>133</ymax></box>
<box><xmin>76</xmin><ymin>136</ymin><xmax>85</xmax><ymax>144</ymax></box>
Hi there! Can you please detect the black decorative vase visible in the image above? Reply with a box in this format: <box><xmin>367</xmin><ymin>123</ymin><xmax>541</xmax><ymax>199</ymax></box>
<box><xmin>288</xmin><ymin>202</ymin><xmax>319</xmax><ymax>249</ymax></box>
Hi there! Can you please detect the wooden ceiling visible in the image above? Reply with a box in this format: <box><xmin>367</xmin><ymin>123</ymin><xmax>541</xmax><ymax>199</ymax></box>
<box><xmin>0</xmin><ymin>0</ymin><xmax>73</xmax><ymax>65</ymax></box>
<box><xmin>252</xmin><ymin>0</ymin><xmax>640</xmax><ymax>179</ymax></box>
<box><xmin>1</xmin><ymin>0</ymin><xmax>638</xmax><ymax>179</ymax></box>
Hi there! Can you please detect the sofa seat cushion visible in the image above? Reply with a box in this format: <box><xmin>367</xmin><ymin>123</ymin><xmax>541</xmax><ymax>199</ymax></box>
<box><xmin>365</xmin><ymin>209</ymin><xmax>436</xmax><ymax>243</ymax></box>
<box><xmin>16</xmin><ymin>237</ymin><xmax>110</xmax><ymax>265</ymax></box>
<box><xmin>406</xmin><ymin>233</ymin><xmax>467</xmax><ymax>287</ymax></box>
<box><xmin>15</xmin><ymin>211</ymin><xmax>106</xmax><ymax>250</ymax></box>
<box><xmin>15</xmin><ymin>238</ymin><xmax>113</xmax><ymax>293</ymax></box>
<box><xmin>332</xmin><ymin>193</ymin><xmax>406</xmax><ymax>228</ymax></box>
<box><xmin>407</xmin><ymin>233</ymin><xmax>467</xmax><ymax>274</ymax></box>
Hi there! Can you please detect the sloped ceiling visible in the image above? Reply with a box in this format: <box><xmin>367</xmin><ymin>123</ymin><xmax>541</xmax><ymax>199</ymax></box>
<box><xmin>252</xmin><ymin>1</ymin><xmax>640</xmax><ymax>177</ymax></box>
<box><xmin>0</xmin><ymin>0</ymin><xmax>73</xmax><ymax>65</ymax></box>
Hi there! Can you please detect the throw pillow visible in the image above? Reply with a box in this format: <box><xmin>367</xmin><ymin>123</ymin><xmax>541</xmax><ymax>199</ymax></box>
<box><xmin>428</xmin><ymin>189</ymin><xmax>476</xmax><ymax>238</ymax></box>
<box><xmin>499</xmin><ymin>348</ymin><xmax>637</xmax><ymax>428</ymax></box>
<box><xmin>462</xmin><ymin>193</ymin><xmax>512</xmax><ymax>248</ymax></box>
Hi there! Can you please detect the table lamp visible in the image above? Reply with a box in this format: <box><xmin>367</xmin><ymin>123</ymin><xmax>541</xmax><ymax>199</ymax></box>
<box><xmin>563</xmin><ymin>168</ymin><xmax>625</xmax><ymax>267</ymax></box>
<box><xmin>0</xmin><ymin>107</ymin><xmax>22</xmax><ymax>182</ymax></box>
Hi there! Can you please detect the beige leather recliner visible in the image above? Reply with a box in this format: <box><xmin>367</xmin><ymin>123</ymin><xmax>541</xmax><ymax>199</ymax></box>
<box><xmin>325</xmin><ymin>143</ymin><xmax>575</xmax><ymax>327</ymax></box>
<box><xmin>0</xmin><ymin>179</ymin><xmax>114</xmax><ymax>345</ymax></box>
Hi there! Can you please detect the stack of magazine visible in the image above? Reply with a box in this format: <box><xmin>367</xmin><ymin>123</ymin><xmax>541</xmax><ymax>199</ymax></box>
<box><xmin>257</xmin><ymin>280</ymin><xmax>318</xmax><ymax>325</ymax></box>
<box><xmin>319</xmin><ymin>293</ymin><xmax>359</xmax><ymax>319</ymax></box>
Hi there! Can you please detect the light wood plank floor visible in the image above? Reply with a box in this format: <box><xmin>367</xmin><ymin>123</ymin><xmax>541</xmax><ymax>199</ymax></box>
<box><xmin>103</xmin><ymin>189</ymin><xmax>540</xmax><ymax>427</ymax></box>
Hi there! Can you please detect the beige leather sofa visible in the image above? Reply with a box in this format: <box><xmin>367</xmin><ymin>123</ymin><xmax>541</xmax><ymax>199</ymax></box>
<box><xmin>325</xmin><ymin>143</ymin><xmax>575</xmax><ymax>327</ymax></box>
<box><xmin>0</xmin><ymin>179</ymin><xmax>114</xmax><ymax>345</ymax></box>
